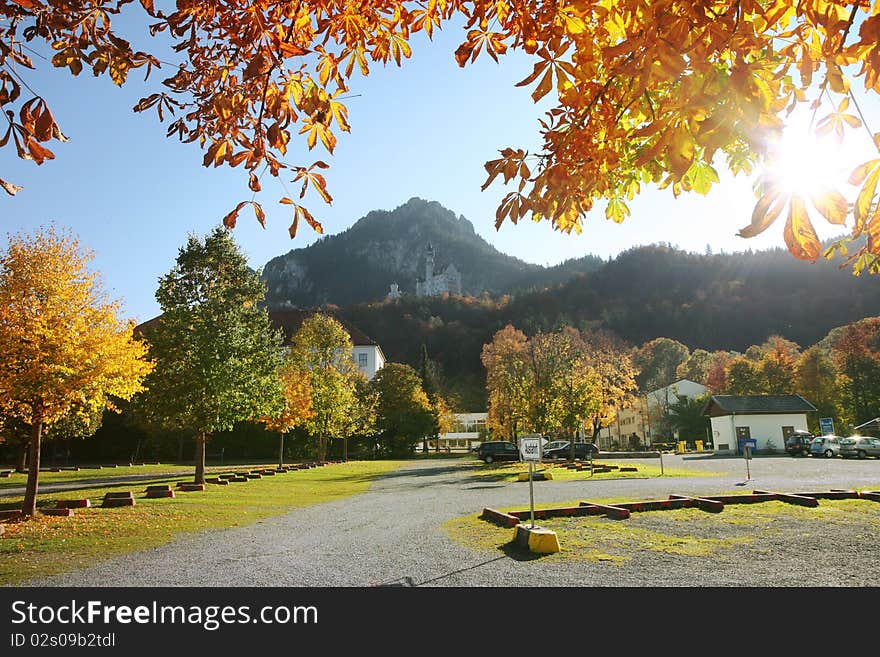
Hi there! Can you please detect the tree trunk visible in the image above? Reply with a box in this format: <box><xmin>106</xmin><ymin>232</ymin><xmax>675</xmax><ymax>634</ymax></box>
<box><xmin>422</xmin><ymin>437</ymin><xmax>428</xmax><ymax>454</ymax></box>
<box><xmin>194</xmin><ymin>431</ymin><xmax>207</xmax><ymax>485</ymax></box>
<box><xmin>22</xmin><ymin>421</ymin><xmax>42</xmax><ymax>517</ymax></box>
<box><xmin>343</xmin><ymin>436</ymin><xmax>348</xmax><ymax>462</ymax></box>
<box><xmin>317</xmin><ymin>435</ymin><xmax>327</xmax><ymax>462</ymax></box>
<box><xmin>278</xmin><ymin>432</ymin><xmax>285</xmax><ymax>469</ymax></box>
<box><xmin>177</xmin><ymin>434</ymin><xmax>184</xmax><ymax>463</ymax></box>
<box><xmin>15</xmin><ymin>441</ymin><xmax>28</xmax><ymax>473</ymax></box>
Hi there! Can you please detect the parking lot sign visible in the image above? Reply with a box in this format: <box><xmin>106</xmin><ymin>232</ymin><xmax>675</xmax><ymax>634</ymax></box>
<box><xmin>520</xmin><ymin>437</ymin><xmax>541</xmax><ymax>462</ymax></box>
<box><xmin>819</xmin><ymin>418</ymin><xmax>834</xmax><ymax>435</ymax></box>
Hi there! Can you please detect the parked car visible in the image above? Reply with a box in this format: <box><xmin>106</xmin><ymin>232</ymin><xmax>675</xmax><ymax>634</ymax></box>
<box><xmin>542</xmin><ymin>440</ymin><xmax>569</xmax><ymax>453</ymax></box>
<box><xmin>839</xmin><ymin>435</ymin><xmax>880</xmax><ymax>459</ymax></box>
<box><xmin>785</xmin><ymin>430</ymin><xmax>815</xmax><ymax>456</ymax></box>
<box><xmin>543</xmin><ymin>441</ymin><xmax>599</xmax><ymax>460</ymax></box>
<box><xmin>475</xmin><ymin>441</ymin><xmax>520</xmax><ymax>464</ymax></box>
<box><xmin>809</xmin><ymin>435</ymin><xmax>842</xmax><ymax>458</ymax></box>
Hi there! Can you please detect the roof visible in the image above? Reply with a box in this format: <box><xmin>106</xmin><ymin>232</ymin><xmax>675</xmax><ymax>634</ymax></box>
<box><xmin>266</xmin><ymin>308</ymin><xmax>379</xmax><ymax>347</ymax></box>
<box><xmin>702</xmin><ymin>394</ymin><xmax>817</xmax><ymax>417</ymax></box>
<box><xmin>136</xmin><ymin>308</ymin><xmax>381</xmax><ymax>348</ymax></box>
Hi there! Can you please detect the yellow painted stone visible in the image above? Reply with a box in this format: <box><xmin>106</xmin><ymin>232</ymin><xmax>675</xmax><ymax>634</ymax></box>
<box><xmin>514</xmin><ymin>524</ymin><xmax>561</xmax><ymax>554</ymax></box>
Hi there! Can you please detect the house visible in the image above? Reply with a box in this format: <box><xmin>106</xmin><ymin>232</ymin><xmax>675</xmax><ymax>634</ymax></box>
<box><xmin>597</xmin><ymin>379</ymin><xmax>708</xmax><ymax>449</ymax></box>
<box><xmin>701</xmin><ymin>394</ymin><xmax>817</xmax><ymax>455</ymax></box>
<box><xmin>430</xmin><ymin>412</ymin><xmax>487</xmax><ymax>452</ymax></box>
<box><xmin>267</xmin><ymin>309</ymin><xmax>386</xmax><ymax>380</ymax></box>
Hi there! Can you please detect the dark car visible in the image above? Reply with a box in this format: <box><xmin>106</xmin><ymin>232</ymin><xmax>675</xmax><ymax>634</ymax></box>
<box><xmin>543</xmin><ymin>441</ymin><xmax>599</xmax><ymax>460</ymax></box>
<box><xmin>785</xmin><ymin>430</ymin><xmax>814</xmax><ymax>456</ymax></box>
<box><xmin>475</xmin><ymin>441</ymin><xmax>520</xmax><ymax>464</ymax></box>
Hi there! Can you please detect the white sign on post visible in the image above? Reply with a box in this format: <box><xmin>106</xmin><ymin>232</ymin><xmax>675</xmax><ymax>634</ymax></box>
<box><xmin>520</xmin><ymin>437</ymin><xmax>541</xmax><ymax>462</ymax></box>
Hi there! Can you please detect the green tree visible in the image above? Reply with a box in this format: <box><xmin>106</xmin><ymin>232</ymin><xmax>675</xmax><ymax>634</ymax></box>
<box><xmin>290</xmin><ymin>313</ymin><xmax>360</xmax><ymax>462</ymax></box>
<box><xmin>724</xmin><ymin>356</ymin><xmax>766</xmax><ymax>395</ymax></box>
<box><xmin>370</xmin><ymin>363</ymin><xmax>434</xmax><ymax>457</ymax></box>
<box><xmin>633</xmin><ymin>338</ymin><xmax>690</xmax><ymax>392</ymax></box>
<box><xmin>667</xmin><ymin>394</ymin><xmax>711</xmax><ymax>445</ymax></box>
<box><xmin>139</xmin><ymin>227</ymin><xmax>284</xmax><ymax>485</ymax></box>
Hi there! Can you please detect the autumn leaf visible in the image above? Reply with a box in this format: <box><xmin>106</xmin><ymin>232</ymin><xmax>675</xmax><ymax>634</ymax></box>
<box><xmin>740</xmin><ymin>186</ymin><xmax>788</xmax><ymax>238</ymax></box>
<box><xmin>784</xmin><ymin>195</ymin><xmax>821</xmax><ymax>261</ymax></box>
<box><xmin>0</xmin><ymin>177</ymin><xmax>23</xmax><ymax>195</ymax></box>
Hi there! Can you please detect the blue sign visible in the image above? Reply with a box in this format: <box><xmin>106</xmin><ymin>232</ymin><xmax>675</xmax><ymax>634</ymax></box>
<box><xmin>819</xmin><ymin>417</ymin><xmax>834</xmax><ymax>435</ymax></box>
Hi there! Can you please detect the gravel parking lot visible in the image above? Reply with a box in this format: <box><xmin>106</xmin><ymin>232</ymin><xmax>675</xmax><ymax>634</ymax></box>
<box><xmin>19</xmin><ymin>453</ymin><xmax>880</xmax><ymax>588</ymax></box>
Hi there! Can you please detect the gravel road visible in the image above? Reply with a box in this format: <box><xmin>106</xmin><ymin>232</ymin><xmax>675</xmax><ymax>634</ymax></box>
<box><xmin>18</xmin><ymin>454</ymin><xmax>880</xmax><ymax>587</ymax></box>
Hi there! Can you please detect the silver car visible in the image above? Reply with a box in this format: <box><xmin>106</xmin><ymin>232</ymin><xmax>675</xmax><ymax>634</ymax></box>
<box><xmin>809</xmin><ymin>435</ymin><xmax>842</xmax><ymax>458</ymax></box>
<box><xmin>839</xmin><ymin>436</ymin><xmax>880</xmax><ymax>459</ymax></box>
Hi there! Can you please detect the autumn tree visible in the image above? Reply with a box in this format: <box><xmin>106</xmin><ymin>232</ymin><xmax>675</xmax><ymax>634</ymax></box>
<box><xmin>138</xmin><ymin>227</ymin><xmax>284</xmax><ymax>485</ymax></box>
<box><xmin>481</xmin><ymin>325</ymin><xmax>533</xmax><ymax>443</ymax></box>
<box><xmin>419</xmin><ymin>344</ymin><xmax>455</xmax><ymax>453</ymax></box>
<box><xmin>757</xmin><ymin>336</ymin><xmax>801</xmax><ymax>394</ymax></box>
<box><xmin>289</xmin><ymin>313</ymin><xmax>361</xmax><ymax>462</ymax></box>
<box><xmin>6</xmin><ymin>3</ymin><xmax>880</xmax><ymax>272</ymax></box>
<box><xmin>633</xmin><ymin>338</ymin><xmax>690</xmax><ymax>393</ymax></box>
<box><xmin>829</xmin><ymin>319</ymin><xmax>880</xmax><ymax>426</ymax></box>
<box><xmin>675</xmin><ymin>349</ymin><xmax>714</xmax><ymax>387</ymax></box>
<box><xmin>796</xmin><ymin>345</ymin><xmax>843</xmax><ymax>434</ymax></box>
<box><xmin>370</xmin><ymin>362</ymin><xmax>434</xmax><ymax>457</ymax></box>
<box><xmin>578</xmin><ymin>328</ymin><xmax>639</xmax><ymax>443</ymax></box>
<box><xmin>260</xmin><ymin>359</ymin><xmax>313</xmax><ymax>468</ymax></box>
<box><xmin>342</xmin><ymin>374</ymin><xmax>379</xmax><ymax>461</ymax></box>
<box><xmin>723</xmin><ymin>356</ymin><xmax>766</xmax><ymax>396</ymax></box>
<box><xmin>0</xmin><ymin>226</ymin><xmax>154</xmax><ymax>516</ymax></box>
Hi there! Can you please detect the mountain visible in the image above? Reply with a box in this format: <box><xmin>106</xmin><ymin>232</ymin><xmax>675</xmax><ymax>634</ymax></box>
<box><xmin>260</xmin><ymin>197</ymin><xmax>603</xmax><ymax>307</ymax></box>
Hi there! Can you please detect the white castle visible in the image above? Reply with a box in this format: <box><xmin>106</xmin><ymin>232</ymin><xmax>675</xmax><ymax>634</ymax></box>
<box><xmin>387</xmin><ymin>243</ymin><xmax>462</xmax><ymax>299</ymax></box>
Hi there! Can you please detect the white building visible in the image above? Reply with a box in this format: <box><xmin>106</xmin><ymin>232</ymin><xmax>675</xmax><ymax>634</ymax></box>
<box><xmin>430</xmin><ymin>412</ymin><xmax>487</xmax><ymax>452</ymax></box>
<box><xmin>701</xmin><ymin>394</ymin><xmax>816</xmax><ymax>455</ymax></box>
<box><xmin>597</xmin><ymin>378</ymin><xmax>708</xmax><ymax>448</ymax></box>
<box><xmin>268</xmin><ymin>309</ymin><xmax>386</xmax><ymax>380</ymax></box>
<box><xmin>415</xmin><ymin>243</ymin><xmax>461</xmax><ymax>297</ymax></box>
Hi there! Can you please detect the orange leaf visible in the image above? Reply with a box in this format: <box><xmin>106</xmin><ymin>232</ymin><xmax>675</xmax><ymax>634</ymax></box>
<box><xmin>279</xmin><ymin>197</ymin><xmax>295</xmax><ymax>205</ymax></box>
<box><xmin>248</xmin><ymin>172</ymin><xmax>261</xmax><ymax>192</ymax></box>
<box><xmin>252</xmin><ymin>202</ymin><xmax>266</xmax><ymax>228</ymax></box>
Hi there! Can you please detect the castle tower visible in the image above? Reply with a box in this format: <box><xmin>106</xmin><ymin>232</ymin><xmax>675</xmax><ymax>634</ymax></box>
<box><xmin>425</xmin><ymin>243</ymin><xmax>435</xmax><ymax>289</ymax></box>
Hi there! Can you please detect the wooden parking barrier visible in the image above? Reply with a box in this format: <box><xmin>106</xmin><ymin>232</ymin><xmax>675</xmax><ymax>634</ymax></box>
<box><xmin>102</xmin><ymin>492</ymin><xmax>135</xmax><ymax>508</ymax></box>
<box><xmin>793</xmin><ymin>490</ymin><xmax>860</xmax><ymax>500</ymax></box>
<box><xmin>699</xmin><ymin>493</ymin><xmax>777</xmax><ymax>505</ymax></box>
<box><xmin>0</xmin><ymin>470</ymin><xmax>12</xmax><ymax>478</ymax></box>
<box><xmin>480</xmin><ymin>508</ymin><xmax>521</xmax><ymax>528</ymax></box>
<box><xmin>0</xmin><ymin>510</ymin><xmax>23</xmax><ymax>522</ymax></box>
<box><xmin>859</xmin><ymin>491</ymin><xmax>880</xmax><ymax>502</ymax></box>
<box><xmin>667</xmin><ymin>494</ymin><xmax>725</xmax><ymax>512</ymax></box>
<box><xmin>56</xmin><ymin>499</ymin><xmax>91</xmax><ymax>509</ymax></box>
<box><xmin>578</xmin><ymin>501</ymin><xmax>630</xmax><ymax>520</ymax></box>
<box><xmin>752</xmin><ymin>490</ymin><xmax>819</xmax><ymax>507</ymax></box>
<box><xmin>42</xmin><ymin>508</ymin><xmax>75</xmax><ymax>517</ymax></box>
<box><xmin>205</xmin><ymin>477</ymin><xmax>229</xmax><ymax>485</ymax></box>
<box><xmin>177</xmin><ymin>483</ymin><xmax>206</xmax><ymax>492</ymax></box>
<box><xmin>508</xmin><ymin>505</ymin><xmax>603</xmax><ymax>521</ymax></box>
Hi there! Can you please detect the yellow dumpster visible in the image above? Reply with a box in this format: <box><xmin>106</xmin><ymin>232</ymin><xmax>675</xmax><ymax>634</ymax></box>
<box><xmin>695</xmin><ymin>440</ymin><xmax>703</xmax><ymax>452</ymax></box>
<box><xmin>677</xmin><ymin>441</ymin><xmax>686</xmax><ymax>454</ymax></box>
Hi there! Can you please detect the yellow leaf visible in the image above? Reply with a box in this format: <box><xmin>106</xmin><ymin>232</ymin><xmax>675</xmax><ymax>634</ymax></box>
<box><xmin>809</xmin><ymin>187</ymin><xmax>848</xmax><ymax>225</ymax></box>
<box><xmin>784</xmin><ymin>195</ymin><xmax>820</xmax><ymax>261</ymax></box>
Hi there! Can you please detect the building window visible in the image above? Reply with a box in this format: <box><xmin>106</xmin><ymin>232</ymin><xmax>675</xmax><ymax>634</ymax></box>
<box><xmin>358</xmin><ymin>353</ymin><xmax>368</xmax><ymax>367</ymax></box>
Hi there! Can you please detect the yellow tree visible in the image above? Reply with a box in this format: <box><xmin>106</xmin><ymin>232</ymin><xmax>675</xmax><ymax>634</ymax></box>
<box><xmin>0</xmin><ymin>227</ymin><xmax>154</xmax><ymax>517</ymax></box>
<box><xmin>260</xmin><ymin>359</ymin><xmax>314</xmax><ymax>468</ymax></box>
<box><xmin>5</xmin><ymin>2</ymin><xmax>880</xmax><ymax>273</ymax></box>
<box><xmin>481</xmin><ymin>325</ymin><xmax>533</xmax><ymax>443</ymax></box>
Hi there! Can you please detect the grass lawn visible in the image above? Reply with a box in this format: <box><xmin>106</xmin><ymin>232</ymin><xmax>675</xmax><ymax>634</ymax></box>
<box><xmin>469</xmin><ymin>459</ymin><xmax>725</xmax><ymax>482</ymax></box>
<box><xmin>0</xmin><ymin>460</ymin><xmax>405</xmax><ymax>585</ymax></box>
<box><xmin>443</xmin><ymin>489</ymin><xmax>880</xmax><ymax>564</ymax></box>
<box><xmin>0</xmin><ymin>463</ymin><xmax>204</xmax><ymax>490</ymax></box>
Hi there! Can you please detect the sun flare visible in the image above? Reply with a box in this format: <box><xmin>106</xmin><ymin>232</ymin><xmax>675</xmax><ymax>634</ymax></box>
<box><xmin>765</xmin><ymin>130</ymin><xmax>849</xmax><ymax>197</ymax></box>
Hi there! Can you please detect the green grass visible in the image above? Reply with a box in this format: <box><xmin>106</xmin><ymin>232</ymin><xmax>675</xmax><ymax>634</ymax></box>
<box><xmin>0</xmin><ymin>460</ymin><xmax>405</xmax><ymax>585</ymax></box>
<box><xmin>469</xmin><ymin>459</ymin><xmax>724</xmax><ymax>482</ymax></box>
<box><xmin>443</xmin><ymin>488</ymin><xmax>880</xmax><ymax>564</ymax></box>
<box><xmin>0</xmin><ymin>464</ymin><xmax>203</xmax><ymax>490</ymax></box>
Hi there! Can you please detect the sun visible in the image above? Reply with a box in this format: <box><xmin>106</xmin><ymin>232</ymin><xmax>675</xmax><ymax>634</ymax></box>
<box><xmin>764</xmin><ymin>129</ymin><xmax>850</xmax><ymax>197</ymax></box>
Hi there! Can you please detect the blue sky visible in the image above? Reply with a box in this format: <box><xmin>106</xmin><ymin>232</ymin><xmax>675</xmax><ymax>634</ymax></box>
<box><xmin>2</xmin><ymin>13</ymin><xmax>877</xmax><ymax>322</ymax></box>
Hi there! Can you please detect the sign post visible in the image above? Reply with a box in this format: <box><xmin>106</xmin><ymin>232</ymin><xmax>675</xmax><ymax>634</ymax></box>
<box><xmin>743</xmin><ymin>443</ymin><xmax>752</xmax><ymax>481</ymax></box>
<box><xmin>520</xmin><ymin>436</ymin><xmax>542</xmax><ymax>529</ymax></box>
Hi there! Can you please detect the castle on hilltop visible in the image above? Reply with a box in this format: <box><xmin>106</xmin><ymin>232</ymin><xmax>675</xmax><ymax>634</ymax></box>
<box><xmin>388</xmin><ymin>243</ymin><xmax>461</xmax><ymax>299</ymax></box>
